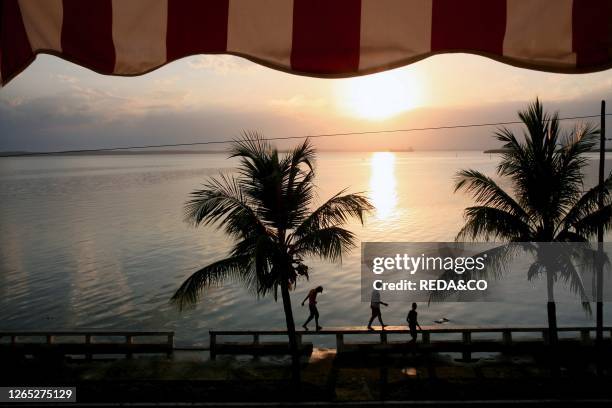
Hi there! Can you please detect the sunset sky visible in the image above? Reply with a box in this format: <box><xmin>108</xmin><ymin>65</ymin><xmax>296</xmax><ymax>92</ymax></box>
<box><xmin>1</xmin><ymin>52</ymin><xmax>611</xmax><ymax>152</ymax></box>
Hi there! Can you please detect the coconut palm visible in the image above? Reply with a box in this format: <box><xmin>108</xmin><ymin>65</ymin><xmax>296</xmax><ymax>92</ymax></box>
<box><xmin>171</xmin><ymin>133</ymin><xmax>373</xmax><ymax>380</ymax></box>
<box><xmin>454</xmin><ymin>99</ymin><xmax>611</xmax><ymax>344</ymax></box>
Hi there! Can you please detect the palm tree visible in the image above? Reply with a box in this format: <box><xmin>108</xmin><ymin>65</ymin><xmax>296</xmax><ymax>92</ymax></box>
<box><xmin>454</xmin><ymin>99</ymin><xmax>612</xmax><ymax>345</ymax></box>
<box><xmin>171</xmin><ymin>133</ymin><xmax>373</xmax><ymax>380</ymax></box>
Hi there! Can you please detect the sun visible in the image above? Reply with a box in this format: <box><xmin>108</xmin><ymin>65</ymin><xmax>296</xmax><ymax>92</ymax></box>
<box><xmin>336</xmin><ymin>69</ymin><xmax>422</xmax><ymax>120</ymax></box>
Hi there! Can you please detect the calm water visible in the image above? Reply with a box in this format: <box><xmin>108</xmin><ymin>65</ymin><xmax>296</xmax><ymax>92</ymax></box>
<box><xmin>1</xmin><ymin>151</ymin><xmax>611</xmax><ymax>346</ymax></box>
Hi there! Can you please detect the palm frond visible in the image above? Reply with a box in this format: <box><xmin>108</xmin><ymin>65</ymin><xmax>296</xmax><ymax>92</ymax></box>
<box><xmin>527</xmin><ymin>261</ymin><xmax>544</xmax><ymax>281</ymax></box>
<box><xmin>171</xmin><ymin>255</ymin><xmax>252</xmax><ymax>311</ymax></box>
<box><xmin>573</xmin><ymin>204</ymin><xmax>612</xmax><ymax>238</ymax></box>
<box><xmin>291</xmin><ymin>192</ymin><xmax>373</xmax><ymax>240</ymax></box>
<box><xmin>495</xmin><ymin>127</ymin><xmax>530</xmax><ymax>179</ymax></box>
<box><xmin>184</xmin><ymin>174</ymin><xmax>267</xmax><ymax>238</ymax></box>
<box><xmin>549</xmin><ymin>246</ymin><xmax>593</xmax><ymax>313</ymax></box>
<box><xmin>428</xmin><ymin>243</ymin><xmax>523</xmax><ymax>303</ymax></box>
<box><xmin>286</xmin><ymin>138</ymin><xmax>316</xmax><ymax>184</ymax></box>
<box><xmin>230</xmin><ymin>131</ymin><xmax>273</xmax><ymax>173</ymax></box>
<box><xmin>518</xmin><ymin>98</ymin><xmax>549</xmax><ymax>156</ymax></box>
<box><xmin>558</xmin><ymin>172</ymin><xmax>612</xmax><ymax>236</ymax></box>
<box><xmin>454</xmin><ymin>169</ymin><xmax>527</xmax><ymax>218</ymax></box>
<box><xmin>291</xmin><ymin>226</ymin><xmax>357</xmax><ymax>262</ymax></box>
<box><xmin>555</xmin><ymin>230</ymin><xmax>588</xmax><ymax>242</ymax></box>
<box><xmin>457</xmin><ymin>206</ymin><xmax>532</xmax><ymax>241</ymax></box>
<box><xmin>550</xmin><ymin>124</ymin><xmax>599</xmax><ymax>220</ymax></box>
<box><xmin>532</xmin><ymin>243</ymin><xmax>594</xmax><ymax>308</ymax></box>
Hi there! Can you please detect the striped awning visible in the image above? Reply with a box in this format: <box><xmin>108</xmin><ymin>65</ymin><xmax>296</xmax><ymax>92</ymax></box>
<box><xmin>2</xmin><ymin>0</ymin><xmax>612</xmax><ymax>87</ymax></box>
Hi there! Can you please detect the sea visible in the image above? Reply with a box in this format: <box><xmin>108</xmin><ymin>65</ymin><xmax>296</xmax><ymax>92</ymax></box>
<box><xmin>1</xmin><ymin>151</ymin><xmax>611</xmax><ymax>347</ymax></box>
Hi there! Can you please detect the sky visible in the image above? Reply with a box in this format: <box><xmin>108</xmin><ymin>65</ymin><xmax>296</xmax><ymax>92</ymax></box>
<box><xmin>0</xmin><ymin>52</ymin><xmax>611</xmax><ymax>152</ymax></box>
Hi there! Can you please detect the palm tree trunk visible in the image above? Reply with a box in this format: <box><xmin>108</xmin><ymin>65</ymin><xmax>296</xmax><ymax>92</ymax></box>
<box><xmin>546</xmin><ymin>272</ymin><xmax>558</xmax><ymax>346</ymax></box>
<box><xmin>546</xmin><ymin>302</ymin><xmax>558</xmax><ymax>345</ymax></box>
<box><xmin>280</xmin><ymin>279</ymin><xmax>301</xmax><ymax>383</ymax></box>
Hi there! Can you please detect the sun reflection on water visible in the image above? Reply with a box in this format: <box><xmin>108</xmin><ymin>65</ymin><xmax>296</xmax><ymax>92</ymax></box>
<box><xmin>369</xmin><ymin>152</ymin><xmax>398</xmax><ymax>220</ymax></box>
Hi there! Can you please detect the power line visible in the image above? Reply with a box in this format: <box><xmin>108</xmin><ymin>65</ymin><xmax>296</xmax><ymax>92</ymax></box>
<box><xmin>2</xmin><ymin>112</ymin><xmax>611</xmax><ymax>158</ymax></box>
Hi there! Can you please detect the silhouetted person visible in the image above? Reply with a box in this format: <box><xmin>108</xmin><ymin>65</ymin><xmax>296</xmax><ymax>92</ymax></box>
<box><xmin>368</xmin><ymin>289</ymin><xmax>388</xmax><ymax>330</ymax></box>
<box><xmin>301</xmin><ymin>286</ymin><xmax>323</xmax><ymax>331</ymax></box>
<box><xmin>407</xmin><ymin>302</ymin><xmax>422</xmax><ymax>343</ymax></box>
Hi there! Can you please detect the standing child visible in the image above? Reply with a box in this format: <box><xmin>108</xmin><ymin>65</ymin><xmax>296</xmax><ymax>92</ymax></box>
<box><xmin>407</xmin><ymin>302</ymin><xmax>423</xmax><ymax>343</ymax></box>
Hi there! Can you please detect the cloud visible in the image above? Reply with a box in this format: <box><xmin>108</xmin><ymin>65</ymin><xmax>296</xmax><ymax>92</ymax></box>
<box><xmin>0</xmin><ymin>91</ymin><xmax>321</xmax><ymax>152</ymax></box>
<box><xmin>0</xmin><ymin>80</ymin><xmax>609</xmax><ymax>153</ymax></box>
<box><xmin>14</xmin><ymin>82</ymin><xmax>192</xmax><ymax>122</ymax></box>
<box><xmin>153</xmin><ymin>76</ymin><xmax>180</xmax><ymax>87</ymax></box>
<box><xmin>269</xmin><ymin>94</ymin><xmax>328</xmax><ymax>109</ymax></box>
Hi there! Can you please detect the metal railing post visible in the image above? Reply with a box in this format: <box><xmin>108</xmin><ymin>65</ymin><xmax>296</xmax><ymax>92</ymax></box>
<box><xmin>209</xmin><ymin>333</ymin><xmax>216</xmax><ymax>360</ymax></box>
<box><xmin>462</xmin><ymin>331</ymin><xmax>471</xmax><ymax>361</ymax></box>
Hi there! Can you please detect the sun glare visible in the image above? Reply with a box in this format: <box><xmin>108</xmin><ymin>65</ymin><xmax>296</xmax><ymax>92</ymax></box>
<box><xmin>369</xmin><ymin>152</ymin><xmax>398</xmax><ymax>220</ymax></box>
<box><xmin>336</xmin><ymin>70</ymin><xmax>422</xmax><ymax>120</ymax></box>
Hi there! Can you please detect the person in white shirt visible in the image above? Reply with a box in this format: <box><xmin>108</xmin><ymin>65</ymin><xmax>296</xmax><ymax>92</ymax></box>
<box><xmin>367</xmin><ymin>289</ymin><xmax>388</xmax><ymax>330</ymax></box>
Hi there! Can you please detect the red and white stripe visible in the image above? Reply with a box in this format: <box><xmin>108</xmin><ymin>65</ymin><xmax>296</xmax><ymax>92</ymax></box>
<box><xmin>2</xmin><ymin>0</ymin><xmax>611</xmax><ymax>86</ymax></box>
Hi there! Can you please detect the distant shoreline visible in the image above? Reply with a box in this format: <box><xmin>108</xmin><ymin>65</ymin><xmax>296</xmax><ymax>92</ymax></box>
<box><xmin>484</xmin><ymin>149</ymin><xmax>612</xmax><ymax>154</ymax></box>
<box><xmin>2</xmin><ymin>149</ymin><xmax>610</xmax><ymax>157</ymax></box>
<box><xmin>1</xmin><ymin>149</ymin><xmax>416</xmax><ymax>157</ymax></box>
<box><xmin>0</xmin><ymin>150</ymin><xmax>227</xmax><ymax>157</ymax></box>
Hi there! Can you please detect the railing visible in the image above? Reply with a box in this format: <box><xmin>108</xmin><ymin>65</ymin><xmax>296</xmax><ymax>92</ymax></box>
<box><xmin>209</xmin><ymin>326</ymin><xmax>612</xmax><ymax>361</ymax></box>
<box><xmin>0</xmin><ymin>330</ymin><xmax>174</xmax><ymax>359</ymax></box>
